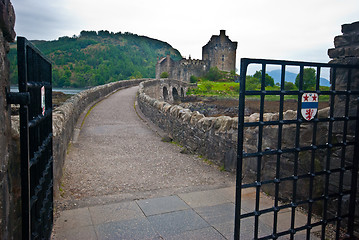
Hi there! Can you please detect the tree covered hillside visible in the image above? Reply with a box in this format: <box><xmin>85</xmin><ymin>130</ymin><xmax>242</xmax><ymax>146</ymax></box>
<box><xmin>8</xmin><ymin>30</ymin><xmax>182</xmax><ymax>87</ymax></box>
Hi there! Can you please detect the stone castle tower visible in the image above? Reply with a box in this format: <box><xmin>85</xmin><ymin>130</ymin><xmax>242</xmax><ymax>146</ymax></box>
<box><xmin>156</xmin><ymin>30</ymin><xmax>237</xmax><ymax>82</ymax></box>
<box><xmin>202</xmin><ymin>30</ymin><xmax>238</xmax><ymax>72</ymax></box>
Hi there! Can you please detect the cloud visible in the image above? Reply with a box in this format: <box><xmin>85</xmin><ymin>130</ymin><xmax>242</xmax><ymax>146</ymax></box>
<box><xmin>12</xmin><ymin>0</ymin><xmax>80</xmax><ymax>40</ymax></box>
<box><xmin>10</xmin><ymin>0</ymin><xmax>359</xmax><ymax>69</ymax></box>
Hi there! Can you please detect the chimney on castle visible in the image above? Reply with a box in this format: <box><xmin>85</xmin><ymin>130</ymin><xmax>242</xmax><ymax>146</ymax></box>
<box><xmin>220</xmin><ymin>30</ymin><xmax>226</xmax><ymax>42</ymax></box>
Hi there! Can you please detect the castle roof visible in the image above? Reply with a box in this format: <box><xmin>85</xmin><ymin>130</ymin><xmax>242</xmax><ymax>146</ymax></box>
<box><xmin>158</xmin><ymin>57</ymin><xmax>167</xmax><ymax>64</ymax></box>
<box><xmin>202</xmin><ymin>30</ymin><xmax>237</xmax><ymax>50</ymax></box>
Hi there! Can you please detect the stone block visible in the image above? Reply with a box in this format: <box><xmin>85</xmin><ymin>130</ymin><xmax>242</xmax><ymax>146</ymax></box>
<box><xmin>198</xmin><ymin>117</ymin><xmax>214</xmax><ymax>131</ymax></box>
<box><xmin>342</xmin><ymin>21</ymin><xmax>359</xmax><ymax>34</ymax></box>
<box><xmin>334</xmin><ymin>34</ymin><xmax>359</xmax><ymax>48</ymax></box>
<box><xmin>318</xmin><ymin>107</ymin><xmax>329</xmax><ymax>118</ymax></box>
<box><xmin>0</xmin><ymin>0</ymin><xmax>16</xmax><ymax>42</ymax></box>
<box><xmin>163</xmin><ymin>103</ymin><xmax>172</xmax><ymax>112</ymax></box>
<box><xmin>248</xmin><ymin>113</ymin><xmax>260</xmax><ymax>122</ymax></box>
<box><xmin>328</xmin><ymin>47</ymin><xmax>345</xmax><ymax>59</ymax></box>
<box><xmin>283</xmin><ymin>109</ymin><xmax>297</xmax><ymax>120</ymax></box>
<box><xmin>190</xmin><ymin>111</ymin><xmax>204</xmax><ymax>125</ymax></box>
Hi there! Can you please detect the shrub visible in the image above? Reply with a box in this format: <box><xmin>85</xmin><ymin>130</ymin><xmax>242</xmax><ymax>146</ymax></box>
<box><xmin>202</xmin><ymin>82</ymin><xmax>213</xmax><ymax>92</ymax></box>
<box><xmin>190</xmin><ymin>75</ymin><xmax>198</xmax><ymax>83</ymax></box>
<box><xmin>205</xmin><ymin>67</ymin><xmax>223</xmax><ymax>81</ymax></box>
<box><xmin>160</xmin><ymin>72</ymin><xmax>169</xmax><ymax>78</ymax></box>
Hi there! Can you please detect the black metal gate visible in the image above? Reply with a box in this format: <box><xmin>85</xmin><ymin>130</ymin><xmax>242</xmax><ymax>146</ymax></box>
<box><xmin>14</xmin><ymin>37</ymin><xmax>53</xmax><ymax>239</ymax></box>
<box><xmin>234</xmin><ymin>58</ymin><xmax>359</xmax><ymax>239</ymax></box>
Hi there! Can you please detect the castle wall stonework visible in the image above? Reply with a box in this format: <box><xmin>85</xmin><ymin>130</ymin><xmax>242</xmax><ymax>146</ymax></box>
<box><xmin>156</xmin><ymin>56</ymin><xmax>209</xmax><ymax>82</ymax></box>
<box><xmin>156</xmin><ymin>30</ymin><xmax>237</xmax><ymax>82</ymax></box>
<box><xmin>202</xmin><ymin>30</ymin><xmax>237</xmax><ymax>72</ymax></box>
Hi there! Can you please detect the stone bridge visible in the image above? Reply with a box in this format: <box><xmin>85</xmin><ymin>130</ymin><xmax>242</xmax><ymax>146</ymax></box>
<box><xmin>141</xmin><ymin>78</ymin><xmax>194</xmax><ymax>103</ymax></box>
<box><xmin>1</xmin><ymin>9</ymin><xmax>359</xmax><ymax>236</ymax></box>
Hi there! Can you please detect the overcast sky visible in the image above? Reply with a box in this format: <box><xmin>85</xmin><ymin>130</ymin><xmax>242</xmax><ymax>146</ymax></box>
<box><xmin>12</xmin><ymin>0</ymin><xmax>359</xmax><ymax>73</ymax></box>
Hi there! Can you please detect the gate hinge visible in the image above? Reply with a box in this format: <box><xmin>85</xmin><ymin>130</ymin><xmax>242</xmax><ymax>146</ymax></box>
<box><xmin>7</xmin><ymin>92</ymin><xmax>31</xmax><ymax>105</ymax></box>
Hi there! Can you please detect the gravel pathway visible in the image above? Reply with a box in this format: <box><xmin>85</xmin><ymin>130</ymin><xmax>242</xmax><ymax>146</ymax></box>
<box><xmin>57</xmin><ymin>86</ymin><xmax>235</xmax><ymax>210</ymax></box>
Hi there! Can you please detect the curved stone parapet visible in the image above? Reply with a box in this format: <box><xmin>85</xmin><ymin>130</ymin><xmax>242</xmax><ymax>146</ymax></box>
<box><xmin>137</xmin><ymin>78</ymin><xmax>331</xmax><ymax>173</ymax></box>
<box><xmin>138</xmin><ymin>79</ymin><xmax>240</xmax><ymax>170</ymax></box>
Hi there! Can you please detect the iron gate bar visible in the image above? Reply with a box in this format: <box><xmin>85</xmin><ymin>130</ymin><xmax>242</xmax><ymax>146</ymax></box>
<box><xmin>335</xmin><ymin>68</ymin><xmax>351</xmax><ymax>239</ymax></box>
<box><xmin>18</xmin><ymin>36</ymin><xmax>31</xmax><ymax>240</ymax></box>
<box><xmin>235</xmin><ymin>58</ymin><xmax>359</xmax><ymax>240</ymax></box>
<box><xmin>17</xmin><ymin>36</ymin><xmax>53</xmax><ymax>239</ymax></box>
<box><xmin>348</xmin><ymin>98</ymin><xmax>359</xmax><ymax>237</ymax></box>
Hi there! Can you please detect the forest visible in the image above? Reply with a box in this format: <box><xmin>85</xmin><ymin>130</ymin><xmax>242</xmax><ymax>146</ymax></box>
<box><xmin>8</xmin><ymin>30</ymin><xmax>182</xmax><ymax>87</ymax></box>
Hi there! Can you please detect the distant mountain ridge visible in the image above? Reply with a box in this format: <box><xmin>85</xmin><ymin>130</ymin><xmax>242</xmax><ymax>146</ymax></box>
<box><xmin>267</xmin><ymin>69</ymin><xmax>331</xmax><ymax>87</ymax></box>
<box><xmin>9</xmin><ymin>30</ymin><xmax>182</xmax><ymax>88</ymax></box>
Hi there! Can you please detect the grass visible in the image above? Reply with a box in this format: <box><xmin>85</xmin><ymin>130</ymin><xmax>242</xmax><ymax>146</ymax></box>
<box><xmin>171</xmin><ymin>140</ymin><xmax>183</xmax><ymax>147</ymax></box>
<box><xmin>201</xmin><ymin>156</ymin><xmax>214</xmax><ymax>165</ymax></box>
<box><xmin>187</xmin><ymin>80</ymin><xmax>239</xmax><ymax>97</ymax></box>
<box><xmin>200</xmin><ymin>155</ymin><xmax>226</xmax><ymax>171</ymax></box>
<box><xmin>66</xmin><ymin>142</ymin><xmax>72</xmax><ymax>154</ymax></box>
<box><xmin>59</xmin><ymin>183</ymin><xmax>65</xmax><ymax>198</ymax></box>
<box><xmin>187</xmin><ymin>80</ymin><xmax>330</xmax><ymax>102</ymax></box>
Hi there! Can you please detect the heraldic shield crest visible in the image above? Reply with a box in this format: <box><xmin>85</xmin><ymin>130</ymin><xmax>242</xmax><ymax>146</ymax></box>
<box><xmin>301</xmin><ymin>93</ymin><xmax>318</xmax><ymax>121</ymax></box>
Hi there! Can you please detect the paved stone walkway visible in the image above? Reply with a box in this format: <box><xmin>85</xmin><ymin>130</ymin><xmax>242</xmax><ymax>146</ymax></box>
<box><xmin>57</xmin><ymin>86</ymin><xmax>235</xmax><ymax>205</ymax></box>
<box><xmin>52</xmin><ymin>86</ymin><xmax>321</xmax><ymax>239</ymax></box>
<box><xmin>52</xmin><ymin>186</ymin><xmax>322</xmax><ymax>240</ymax></box>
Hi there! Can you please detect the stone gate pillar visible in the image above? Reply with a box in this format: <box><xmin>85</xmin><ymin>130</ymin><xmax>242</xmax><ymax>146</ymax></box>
<box><xmin>328</xmin><ymin>21</ymin><xmax>359</xmax><ymax>236</ymax></box>
<box><xmin>0</xmin><ymin>0</ymin><xmax>20</xmax><ymax>239</ymax></box>
<box><xmin>328</xmin><ymin>21</ymin><xmax>359</xmax><ymax>129</ymax></box>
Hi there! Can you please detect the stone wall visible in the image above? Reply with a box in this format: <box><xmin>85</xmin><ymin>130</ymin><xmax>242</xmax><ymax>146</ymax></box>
<box><xmin>156</xmin><ymin>55</ymin><xmax>209</xmax><ymax>82</ymax></box>
<box><xmin>0</xmin><ymin>0</ymin><xmax>21</xmax><ymax>239</ymax></box>
<box><xmin>138</xmin><ymin>80</ymin><xmax>238</xmax><ymax>169</ymax></box>
<box><xmin>138</xmin><ymin>79</ymin><xmax>329</xmax><ymax>174</ymax></box>
<box><xmin>328</xmin><ymin>21</ymin><xmax>359</xmax><ymax>235</ymax></box>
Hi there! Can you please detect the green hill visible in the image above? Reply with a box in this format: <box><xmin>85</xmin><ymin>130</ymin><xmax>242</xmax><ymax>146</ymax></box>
<box><xmin>8</xmin><ymin>30</ymin><xmax>182</xmax><ymax>87</ymax></box>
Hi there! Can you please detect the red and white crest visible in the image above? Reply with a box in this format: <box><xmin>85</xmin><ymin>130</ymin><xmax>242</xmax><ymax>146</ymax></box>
<box><xmin>301</xmin><ymin>93</ymin><xmax>318</xmax><ymax>121</ymax></box>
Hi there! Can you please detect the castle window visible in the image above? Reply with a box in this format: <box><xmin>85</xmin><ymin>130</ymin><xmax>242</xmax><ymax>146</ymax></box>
<box><xmin>222</xmin><ymin>55</ymin><xmax>225</xmax><ymax>61</ymax></box>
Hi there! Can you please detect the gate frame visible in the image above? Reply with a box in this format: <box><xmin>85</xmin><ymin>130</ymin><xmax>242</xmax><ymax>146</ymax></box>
<box><xmin>234</xmin><ymin>58</ymin><xmax>359</xmax><ymax>240</ymax></box>
<box><xmin>17</xmin><ymin>36</ymin><xmax>53</xmax><ymax>239</ymax></box>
